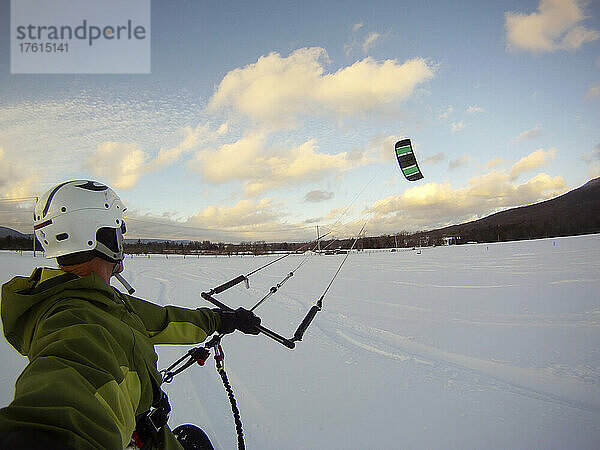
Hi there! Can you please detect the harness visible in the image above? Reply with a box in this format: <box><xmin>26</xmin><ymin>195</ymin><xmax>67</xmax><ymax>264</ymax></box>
<box><xmin>130</xmin><ymin>391</ymin><xmax>172</xmax><ymax>449</ymax></box>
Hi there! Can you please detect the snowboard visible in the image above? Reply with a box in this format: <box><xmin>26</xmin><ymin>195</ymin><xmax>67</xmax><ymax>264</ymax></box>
<box><xmin>173</xmin><ymin>424</ymin><xmax>214</xmax><ymax>450</ymax></box>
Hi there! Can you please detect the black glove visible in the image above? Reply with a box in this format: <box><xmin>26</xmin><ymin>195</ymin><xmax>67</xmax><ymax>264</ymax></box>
<box><xmin>216</xmin><ymin>307</ymin><xmax>261</xmax><ymax>335</ymax></box>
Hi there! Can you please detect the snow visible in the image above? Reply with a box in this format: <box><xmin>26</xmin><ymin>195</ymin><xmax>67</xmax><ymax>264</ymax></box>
<box><xmin>1</xmin><ymin>235</ymin><xmax>600</xmax><ymax>449</ymax></box>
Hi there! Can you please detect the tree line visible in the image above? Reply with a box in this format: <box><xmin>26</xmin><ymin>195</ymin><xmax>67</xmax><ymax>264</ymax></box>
<box><xmin>1</xmin><ymin>221</ymin><xmax>597</xmax><ymax>255</ymax></box>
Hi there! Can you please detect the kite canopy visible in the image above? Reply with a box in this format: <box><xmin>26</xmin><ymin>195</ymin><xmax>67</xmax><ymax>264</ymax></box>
<box><xmin>395</xmin><ymin>139</ymin><xmax>424</xmax><ymax>181</ymax></box>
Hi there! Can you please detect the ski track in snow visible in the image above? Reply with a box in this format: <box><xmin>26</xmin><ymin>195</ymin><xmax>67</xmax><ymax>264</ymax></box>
<box><xmin>316</xmin><ymin>314</ymin><xmax>600</xmax><ymax>413</ymax></box>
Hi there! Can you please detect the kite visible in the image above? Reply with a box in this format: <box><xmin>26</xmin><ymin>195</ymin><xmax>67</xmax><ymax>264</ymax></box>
<box><xmin>395</xmin><ymin>138</ymin><xmax>424</xmax><ymax>181</ymax></box>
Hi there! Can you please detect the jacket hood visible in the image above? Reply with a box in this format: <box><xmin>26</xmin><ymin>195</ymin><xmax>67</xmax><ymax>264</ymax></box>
<box><xmin>1</xmin><ymin>267</ymin><xmax>116</xmax><ymax>356</ymax></box>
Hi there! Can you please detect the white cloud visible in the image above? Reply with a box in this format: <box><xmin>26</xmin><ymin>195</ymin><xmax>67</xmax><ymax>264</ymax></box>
<box><xmin>582</xmin><ymin>143</ymin><xmax>600</xmax><ymax>163</ymax></box>
<box><xmin>439</xmin><ymin>106</ymin><xmax>453</xmax><ymax>119</ymax></box>
<box><xmin>509</xmin><ymin>148</ymin><xmax>557</xmax><ymax>179</ymax></box>
<box><xmin>583</xmin><ymin>144</ymin><xmax>600</xmax><ymax>178</ymax></box>
<box><xmin>124</xmin><ymin>198</ymin><xmax>302</xmax><ymax>242</ymax></box>
<box><xmin>84</xmin><ymin>122</ymin><xmax>229</xmax><ymax>189</ymax></box>
<box><xmin>423</xmin><ymin>153</ymin><xmax>445</xmax><ymax>164</ymax></box>
<box><xmin>189</xmin><ymin>132</ymin><xmax>371</xmax><ymax>196</ymax></box>
<box><xmin>0</xmin><ymin>146</ymin><xmax>37</xmax><ymax>199</ymax></box>
<box><xmin>0</xmin><ymin>147</ymin><xmax>40</xmax><ymax>231</ymax></box>
<box><xmin>187</xmin><ymin>198</ymin><xmax>282</xmax><ymax>230</ymax></box>
<box><xmin>208</xmin><ymin>47</ymin><xmax>434</xmax><ymax>126</ymax></box>
<box><xmin>505</xmin><ymin>0</ymin><xmax>599</xmax><ymax>53</ymax></box>
<box><xmin>486</xmin><ymin>157</ymin><xmax>507</xmax><ymax>169</ymax></box>
<box><xmin>146</xmin><ymin>122</ymin><xmax>228</xmax><ymax>171</ymax></box>
<box><xmin>0</xmin><ymin>86</ymin><xmax>206</xmax><ymax>193</ymax></box>
<box><xmin>466</xmin><ymin>105</ymin><xmax>484</xmax><ymax>114</ymax></box>
<box><xmin>586</xmin><ymin>83</ymin><xmax>600</xmax><ymax>99</ymax></box>
<box><xmin>449</xmin><ymin>154</ymin><xmax>472</xmax><ymax>169</ymax></box>
<box><xmin>366</xmin><ymin>171</ymin><xmax>567</xmax><ymax>231</ymax></box>
<box><xmin>366</xmin><ymin>134</ymin><xmax>400</xmax><ymax>162</ymax></box>
<box><xmin>451</xmin><ymin>121</ymin><xmax>466</xmax><ymax>132</ymax></box>
<box><xmin>85</xmin><ymin>142</ymin><xmax>149</xmax><ymax>189</ymax></box>
<box><xmin>511</xmin><ymin>124</ymin><xmax>542</xmax><ymax>144</ymax></box>
<box><xmin>362</xmin><ymin>32</ymin><xmax>381</xmax><ymax>54</ymax></box>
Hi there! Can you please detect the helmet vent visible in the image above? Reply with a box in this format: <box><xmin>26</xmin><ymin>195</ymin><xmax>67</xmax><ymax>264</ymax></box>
<box><xmin>56</xmin><ymin>233</ymin><xmax>69</xmax><ymax>241</ymax></box>
<box><xmin>61</xmin><ymin>207</ymin><xmax>67</xmax><ymax>212</ymax></box>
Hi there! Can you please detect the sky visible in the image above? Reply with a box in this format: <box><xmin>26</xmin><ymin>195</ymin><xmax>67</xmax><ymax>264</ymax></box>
<box><xmin>0</xmin><ymin>0</ymin><xmax>599</xmax><ymax>243</ymax></box>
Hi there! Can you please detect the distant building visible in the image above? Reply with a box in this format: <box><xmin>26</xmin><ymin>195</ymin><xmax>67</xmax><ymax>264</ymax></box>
<box><xmin>442</xmin><ymin>236</ymin><xmax>460</xmax><ymax>245</ymax></box>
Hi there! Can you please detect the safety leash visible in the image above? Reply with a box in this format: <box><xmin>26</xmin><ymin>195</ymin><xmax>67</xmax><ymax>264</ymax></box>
<box><xmin>161</xmin><ymin>335</ymin><xmax>245</xmax><ymax>450</ymax></box>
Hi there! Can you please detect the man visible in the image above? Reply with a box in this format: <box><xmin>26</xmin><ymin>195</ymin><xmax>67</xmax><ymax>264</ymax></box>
<box><xmin>0</xmin><ymin>180</ymin><xmax>260</xmax><ymax>449</ymax></box>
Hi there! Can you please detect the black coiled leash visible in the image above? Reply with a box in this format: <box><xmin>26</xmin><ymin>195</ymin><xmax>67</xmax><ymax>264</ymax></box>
<box><xmin>162</xmin><ymin>335</ymin><xmax>245</xmax><ymax>450</ymax></box>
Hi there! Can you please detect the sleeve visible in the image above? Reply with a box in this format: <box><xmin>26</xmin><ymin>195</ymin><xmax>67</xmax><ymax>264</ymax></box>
<box><xmin>123</xmin><ymin>294</ymin><xmax>222</xmax><ymax>345</ymax></box>
<box><xmin>0</xmin><ymin>304</ymin><xmax>142</xmax><ymax>450</ymax></box>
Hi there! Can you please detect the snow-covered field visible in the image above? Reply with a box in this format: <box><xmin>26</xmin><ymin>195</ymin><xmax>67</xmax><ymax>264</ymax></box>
<box><xmin>1</xmin><ymin>234</ymin><xmax>599</xmax><ymax>449</ymax></box>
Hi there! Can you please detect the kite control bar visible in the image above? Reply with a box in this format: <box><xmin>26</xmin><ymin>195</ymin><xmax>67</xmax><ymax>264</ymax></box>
<box><xmin>201</xmin><ymin>291</ymin><xmax>296</xmax><ymax>349</ymax></box>
<box><xmin>201</xmin><ymin>272</ymin><xmax>326</xmax><ymax>350</ymax></box>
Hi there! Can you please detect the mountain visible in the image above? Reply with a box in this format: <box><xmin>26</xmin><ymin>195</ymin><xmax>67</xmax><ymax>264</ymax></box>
<box><xmin>424</xmin><ymin>177</ymin><xmax>600</xmax><ymax>243</ymax></box>
<box><xmin>0</xmin><ymin>227</ymin><xmax>28</xmax><ymax>238</ymax></box>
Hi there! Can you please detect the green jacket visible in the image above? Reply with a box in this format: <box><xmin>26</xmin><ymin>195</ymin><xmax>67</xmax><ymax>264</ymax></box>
<box><xmin>0</xmin><ymin>267</ymin><xmax>221</xmax><ymax>449</ymax></box>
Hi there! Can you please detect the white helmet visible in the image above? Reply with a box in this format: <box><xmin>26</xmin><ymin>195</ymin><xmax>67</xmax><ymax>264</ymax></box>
<box><xmin>34</xmin><ymin>180</ymin><xmax>127</xmax><ymax>263</ymax></box>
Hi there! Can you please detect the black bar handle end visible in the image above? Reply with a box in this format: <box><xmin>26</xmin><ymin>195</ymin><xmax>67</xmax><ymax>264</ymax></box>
<box><xmin>212</xmin><ymin>275</ymin><xmax>247</xmax><ymax>295</ymax></box>
<box><xmin>293</xmin><ymin>304</ymin><xmax>321</xmax><ymax>342</ymax></box>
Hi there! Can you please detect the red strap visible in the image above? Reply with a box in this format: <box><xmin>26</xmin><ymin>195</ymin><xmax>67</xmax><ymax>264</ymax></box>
<box><xmin>132</xmin><ymin>431</ymin><xmax>145</xmax><ymax>448</ymax></box>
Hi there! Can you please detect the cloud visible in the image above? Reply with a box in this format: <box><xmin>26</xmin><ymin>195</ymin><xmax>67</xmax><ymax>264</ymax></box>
<box><xmin>466</xmin><ymin>105</ymin><xmax>484</xmax><ymax>114</ymax></box>
<box><xmin>451</xmin><ymin>121</ymin><xmax>466</xmax><ymax>132</ymax></box>
<box><xmin>366</xmin><ymin>171</ymin><xmax>567</xmax><ymax>231</ymax></box>
<box><xmin>0</xmin><ymin>87</ymin><xmax>203</xmax><ymax>181</ymax></box>
<box><xmin>189</xmin><ymin>132</ymin><xmax>371</xmax><ymax>196</ymax></box>
<box><xmin>0</xmin><ymin>147</ymin><xmax>40</xmax><ymax>231</ymax></box>
<box><xmin>583</xmin><ymin>144</ymin><xmax>600</xmax><ymax>178</ymax></box>
<box><xmin>582</xmin><ymin>143</ymin><xmax>600</xmax><ymax>162</ymax></box>
<box><xmin>439</xmin><ymin>106</ymin><xmax>453</xmax><ymax>119</ymax></box>
<box><xmin>586</xmin><ymin>83</ymin><xmax>600</xmax><ymax>99</ymax></box>
<box><xmin>423</xmin><ymin>153</ymin><xmax>445</xmax><ymax>164</ymax></box>
<box><xmin>362</xmin><ymin>32</ymin><xmax>381</xmax><ymax>54</ymax></box>
<box><xmin>511</xmin><ymin>124</ymin><xmax>542</xmax><ymax>144</ymax></box>
<box><xmin>85</xmin><ymin>142</ymin><xmax>150</xmax><ymax>189</ymax></box>
<box><xmin>509</xmin><ymin>148</ymin><xmax>556</xmax><ymax>179</ymax></box>
<box><xmin>146</xmin><ymin>121</ymin><xmax>228</xmax><ymax>171</ymax></box>
<box><xmin>0</xmin><ymin>147</ymin><xmax>37</xmax><ymax>200</ymax></box>
<box><xmin>84</xmin><ymin>122</ymin><xmax>229</xmax><ymax>189</ymax></box>
<box><xmin>486</xmin><ymin>157</ymin><xmax>507</xmax><ymax>169</ymax></box>
<box><xmin>187</xmin><ymin>198</ymin><xmax>282</xmax><ymax>230</ymax></box>
<box><xmin>304</xmin><ymin>190</ymin><xmax>334</xmax><ymax>202</ymax></box>
<box><xmin>449</xmin><ymin>154</ymin><xmax>472</xmax><ymax>169</ymax></box>
<box><xmin>366</xmin><ymin>134</ymin><xmax>400</xmax><ymax>162</ymax></box>
<box><xmin>208</xmin><ymin>47</ymin><xmax>434</xmax><ymax>126</ymax></box>
<box><xmin>353</xmin><ymin>22</ymin><xmax>364</xmax><ymax>32</ymax></box>
<box><xmin>124</xmin><ymin>198</ymin><xmax>305</xmax><ymax>242</ymax></box>
<box><xmin>326</xmin><ymin>205</ymin><xmax>354</xmax><ymax>221</ymax></box>
<box><xmin>505</xmin><ymin>0</ymin><xmax>599</xmax><ymax>53</ymax></box>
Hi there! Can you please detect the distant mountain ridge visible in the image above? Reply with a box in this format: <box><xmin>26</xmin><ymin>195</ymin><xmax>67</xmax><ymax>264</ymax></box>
<box><xmin>0</xmin><ymin>226</ymin><xmax>28</xmax><ymax>238</ymax></box>
<box><xmin>424</xmin><ymin>177</ymin><xmax>600</xmax><ymax>242</ymax></box>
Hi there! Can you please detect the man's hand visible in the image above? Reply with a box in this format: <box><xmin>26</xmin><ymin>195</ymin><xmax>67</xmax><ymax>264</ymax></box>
<box><xmin>217</xmin><ymin>307</ymin><xmax>261</xmax><ymax>335</ymax></box>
